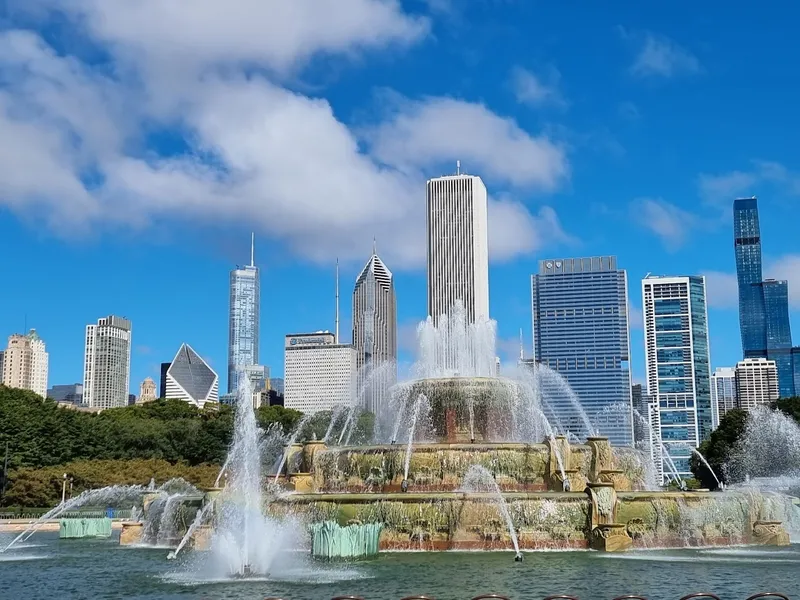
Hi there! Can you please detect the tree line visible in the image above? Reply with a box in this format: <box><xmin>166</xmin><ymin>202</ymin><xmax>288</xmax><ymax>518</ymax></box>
<box><xmin>690</xmin><ymin>396</ymin><xmax>800</xmax><ymax>489</ymax></box>
<box><xmin>0</xmin><ymin>385</ymin><xmax>372</xmax><ymax>507</ymax></box>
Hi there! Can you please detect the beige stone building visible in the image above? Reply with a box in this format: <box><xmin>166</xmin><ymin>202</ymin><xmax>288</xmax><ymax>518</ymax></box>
<box><xmin>138</xmin><ymin>377</ymin><xmax>157</xmax><ymax>404</ymax></box>
<box><xmin>1</xmin><ymin>329</ymin><xmax>49</xmax><ymax>398</ymax></box>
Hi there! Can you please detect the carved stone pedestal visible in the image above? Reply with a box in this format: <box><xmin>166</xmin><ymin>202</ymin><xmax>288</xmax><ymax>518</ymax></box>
<box><xmin>752</xmin><ymin>521</ymin><xmax>790</xmax><ymax>546</ymax></box>
<box><xmin>119</xmin><ymin>522</ymin><xmax>143</xmax><ymax>546</ymax></box>
<box><xmin>192</xmin><ymin>524</ymin><xmax>213</xmax><ymax>551</ymax></box>
<box><xmin>591</xmin><ymin>523</ymin><xmax>633</xmax><ymax>552</ymax></box>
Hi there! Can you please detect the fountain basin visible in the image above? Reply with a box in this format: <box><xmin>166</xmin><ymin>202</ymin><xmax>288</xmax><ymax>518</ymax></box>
<box><xmin>402</xmin><ymin>377</ymin><xmax>520</xmax><ymax>443</ymax></box>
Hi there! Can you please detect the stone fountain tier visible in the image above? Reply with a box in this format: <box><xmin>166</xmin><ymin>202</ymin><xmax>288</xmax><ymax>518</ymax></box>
<box><xmin>402</xmin><ymin>376</ymin><xmax>521</xmax><ymax>443</ymax></box>
<box><xmin>311</xmin><ymin>441</ymin><xmax>597</xmax><ymax>493</ymax></box>
<box><xmin>267</xmin><ymin>489</ymin><xmax>792</xmax><ymax>552</ymax></box>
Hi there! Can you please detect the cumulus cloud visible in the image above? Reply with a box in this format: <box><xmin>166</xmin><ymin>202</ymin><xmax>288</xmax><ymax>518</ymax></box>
<box><xmin>367</xmin><ymin>95</ymin><xmax>569</xmax><ymax>189</ymax></box>
<box><xmin>488</xmin><ymin>202</ymin><xmax>573</xmax><ymax>261</ymax></box>
<box><xmin>767</xmin><ymin>254</ymin><xmax>800</xmax><ymax>308</ymax></box>
<box><xmin>699</xmin><ymin>161</ymin><xmax>800</xmax><ymax>205</ymax></box>
<box><xmin>630</xmin><ymin>197</ymin><xmax>698</xmax><ymax>249</ymax></box>
<box><xmin>0</xmin><ymin>0</ymin><xmax>571</xmax><ymax>269</ymax></box>
<box><xmin>701</xmin><ymin>271</ymin><xmax>740</xmax><ymax>309</ymax></box>
<box><xmin>627</xmin><ymin>31</ymin><xmax>701</xmax><ymax>78</ymax></box>
<box><xmin>510</xmin><ymin>66</ymin><xmax>567</xmax><ymax>109</ymax></box>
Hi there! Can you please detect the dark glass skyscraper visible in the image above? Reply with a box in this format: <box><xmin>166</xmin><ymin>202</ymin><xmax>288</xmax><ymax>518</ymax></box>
<box><xmin>733</xmin><ymin>198</ymin><xmax>795</xmax><ymax>397</ymax></box>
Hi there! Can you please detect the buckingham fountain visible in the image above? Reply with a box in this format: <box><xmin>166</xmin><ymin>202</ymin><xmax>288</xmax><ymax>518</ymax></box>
<box><xmin>115</xmin><ymin>304</ymin><xmax>795</xmax><ymax>574</ymax></box>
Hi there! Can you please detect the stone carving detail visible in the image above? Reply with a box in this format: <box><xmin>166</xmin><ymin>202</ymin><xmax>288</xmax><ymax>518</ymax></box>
<box><xmin>752</xmin><ymin>521</ymin><xmax>790</xmax><ymax>546</ymax></box>
<box><xmin>590</xmin><ymin>524</ymin><xmax>632</xmax><ymax>552</ymax></box>
<box><xmin>625</xmin><ymin>518</ymin><xmax>647</xmax><ymax>540</ymax></box>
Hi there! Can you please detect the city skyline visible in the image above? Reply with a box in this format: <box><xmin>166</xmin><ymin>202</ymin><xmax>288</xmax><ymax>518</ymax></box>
<box><xmin>1</xmin><ymin>3</ymin><xmax>800</xmax><ymax>396</ymax></box>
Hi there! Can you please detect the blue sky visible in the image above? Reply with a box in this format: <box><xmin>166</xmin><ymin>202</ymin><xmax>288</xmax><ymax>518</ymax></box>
<box><xmin>1</xmin><ymin>0</ymin><xmax>799</xmax><ymax>393</ymax></box>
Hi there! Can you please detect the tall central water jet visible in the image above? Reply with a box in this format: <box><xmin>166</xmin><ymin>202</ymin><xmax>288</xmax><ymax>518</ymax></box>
<box><xmin>203</xmin><ymin>374</ymin><xmax>300</xmax><ymax>577</ymax></box>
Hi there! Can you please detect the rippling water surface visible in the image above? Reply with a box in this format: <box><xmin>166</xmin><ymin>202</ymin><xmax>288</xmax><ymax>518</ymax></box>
<box><xmin>1</xmin><ymin>532</ymin><xmax>798</xmax><ymax>599</ymax></box>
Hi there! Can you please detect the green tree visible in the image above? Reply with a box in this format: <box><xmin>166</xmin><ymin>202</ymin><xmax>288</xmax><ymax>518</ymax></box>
<box><xmin>690</xmin><ymin>408</ymin><xmax>748</xmax><ymax>489</ymax></box>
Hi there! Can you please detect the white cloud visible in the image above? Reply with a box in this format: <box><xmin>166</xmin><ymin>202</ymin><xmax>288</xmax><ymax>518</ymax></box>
<box><xmin>510</xmin><ymin>66</ymin><xmax>567</xmax><ymax>109</ymax></box>
<box><xmin>628</xmin><ymin>304</ymin><xmax>643</xmax><ymax>330</ymax></box>
<box><xmin>698</xmin><ymin>161</ymin><xmax>800</xmax><ymax>205</ymax></box>
<box><xmin>367</xmin><ymin>95</ymin><xmax>569</xmax><ymax>189</ymax></box>
<box><xmin>629</xmin><ymin>32</ymin><xmax>701</xmax><ymax>78</ymax></box>
<box><xmin>767</xmin><ymin>255</ymin><xmax>800</xmax><ymax>308</ymax></box>
<box><xmin>24</xmin><ymin>0</ymin><xmax>429</xmax><ymax>76</ymax></box>
<box><xmin>698</xmin><ymin>170</ymin><xmax>758</xmax><ymax>204</ymax></box>
<box><xmin>630</xmin><ymin>198</ymin><xmax>697</xmax><ymax>249</ymax></box>
<box><xmin>0</xmin><ymin>2</ymin><xmax>571</xmax><ymax>269</ymax></box>
<box><xmin>488</xmin><ymin>201</ymin><xmax>573</xmax><ymax>262</ymax></box>
<box><xmin>701</xmin><ymin>271</ymin><xmax>739</xmax><ymax>309</ymax></box>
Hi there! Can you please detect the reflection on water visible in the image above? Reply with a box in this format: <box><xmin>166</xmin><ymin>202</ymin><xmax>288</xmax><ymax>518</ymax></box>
<box><xmin>0</xmin><ymin>532</ymin><xmax>799</xmax><ymax>599</ymax></box>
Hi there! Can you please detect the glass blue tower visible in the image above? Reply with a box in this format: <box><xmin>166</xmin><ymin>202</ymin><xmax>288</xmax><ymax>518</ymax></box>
<box><xmin>531</xmin><ymin>256</ymin><xmax>633</xmax><ymax>445</ymax></box>
<box><xmin>227</xmin><ymin>235</ymin><xmax>260</xmax><ymax>394</ymax></box>
<box><xmin>733</xmin><ymin>198</ymin><xmax>795</xmax><ymax>397</ymax></box>
<box><xmin>642</xmin><ymin>275</ymin><xmax>712</xmax><ymax>480</ymax></box>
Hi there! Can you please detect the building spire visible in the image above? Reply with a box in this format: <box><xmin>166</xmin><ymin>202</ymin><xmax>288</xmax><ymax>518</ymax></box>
<box><xmin>250</xmin><ymin>232</ymin><xmax>255</xmax><ymax>267</ymax></box>
<box><xmin>335</xmin><ymin>258</ymin><xmax>340</xmax><ymax>344</ymax></box>
<box><xmin>456</xmin><ymin>160</ymin><xmax>461</xmax><ymax>175</ymax></box>
<box><xmin>372</xmin><ymin>236</ymin><xmax>377</xmax><ymax>256</ymax></box>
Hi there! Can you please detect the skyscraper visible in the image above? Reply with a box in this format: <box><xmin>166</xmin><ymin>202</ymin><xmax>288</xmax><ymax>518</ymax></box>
<box><xmin>164</xmin><ymin>343</ymin><xmax>219</xmax><ymax>408</ymax></box>
<box><xmin>228</xmin><ymin>234</ymin><xmax>260</xmax><ymax>393</ymax></box>
<box><xmin>352</xmin><ymin>246</ymin><xmax>397</xmax><ymax>414</ymax></box>
<box><xmin>83</xmin><ymin>315</ymin><xmax>132</xmax><ymax>409</ymax></box>
<box><xmin>735</xmin><ymin>358</ymin><xmax>779</xmax><ymax>411</ymax></box>
<box><xmin>642</xmin><ymin>275</ymin><xmax>712</xmax><ymax>481</ymax></box>
<box><xmin>284</xmin><ymin>332</ymin><xmax>356</xmax><ymax>414</ymax></box>
<box><xmin>710</xmin><ymin>367</ymin><xmax>737</xmax><ymax>426</ymax></box>
<box><xmin>531</xmin><ymin>257</ymin><xmax>632</xmax><ymax>445</ymax></box>
<box><xmin>426</xmin><ymin>169</ymin><xmax>489</xmax><ymax>324</ymax></box>
<box><xmin>1</xmin><ymin>329</ymin><xmax>48</xmax><ymax>398</ymax></box>
<box><xmin>733</xmin><ymin>197</ymin><xmax>795</xmax><ymax>396</ymax></box>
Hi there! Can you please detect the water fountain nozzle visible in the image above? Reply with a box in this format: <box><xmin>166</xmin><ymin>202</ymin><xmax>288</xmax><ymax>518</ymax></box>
<box><xmin>514</xmin><ymin>552</ymin><xmax>524</xmax><ymax>562</ymax></box>
<box><xmin>400</xmin><ymin>479</ymin><xmax>409</xmax><ymax>493</ymax></box>
<box><xmin>470</xmin><ymin>438</ymin><xmax>475</xmax><ymax>444</ymax></box>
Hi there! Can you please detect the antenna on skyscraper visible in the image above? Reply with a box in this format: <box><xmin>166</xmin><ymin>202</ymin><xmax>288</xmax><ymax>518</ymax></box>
<box><xmin>250</xmin><ymin>232</ymin><xmax>255</xmax><ymax>267</ymax></box>
<box><xmin>456</xmin><ymin>160</ymin><xmax>461</xmax><ymax>175</ymax></box>
<box><xmin>335</xmin><ymin>258</ymin><xmax>340</xmax><ymax>343</ymax></box>
<box><xmin>373</xmin><ymin>236</ymin><xmax>377</xmax><ymax>256</ymax></box>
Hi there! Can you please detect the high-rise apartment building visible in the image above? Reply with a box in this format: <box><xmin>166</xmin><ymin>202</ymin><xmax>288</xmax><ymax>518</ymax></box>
<box><xmin>710</xmin><ymin>367</ymin><xmax>737</xmax><ymax>427</ymax></box>
<box><xmin>733</xmin><ymin>197</ymin><xmax>796</xmax><ymax>397</ymax></box>
<box><xmin>83</xmin><ymin>315</ymin><xmax>132</xmax><ymax>409</ymax></box>
<box><xmin>1</xmin><ymin>330</ymin><xmax>48</xmax><ymax>398</ymax></box>
<box><xmin>735</xmin><ymin>358</ymin><xmax>779</xmax><ymax>411</ymax></box>
<box><xmin>531</xmin><ymin>257</ymin><xmax>632</xmax><ymax>445</ymax></box>
<box><xmin>352</xmin><ymin>248</ymin><xmax>397</xmax><ymax>415</ymax></box>
<box><xmin>284</xmin><ymin>332</ymin><xmax>356</xmax><ymax>414</ymax></box>
<box><xmin>642</xmin><ymin>276</ymin><xmax>712</xmax><ymax>481</ymax></box>
<box><xmin>164</xmin><ymin>344</ymin><xmax>219</xmax><ymax>408</ymax></box>
<box><xmin>228</xmin><ymin>234</ymin><xmax>260</xmax><ymax>394</ymax></box>
<box><xmin>426</xmin><ymin>170</ymin><xmax>489</xmax><ymax>324</ymax></box>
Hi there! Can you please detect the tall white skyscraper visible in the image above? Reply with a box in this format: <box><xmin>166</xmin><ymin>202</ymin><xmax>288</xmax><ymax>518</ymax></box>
<box><xmin>735</xmin><ymin>358</ymin><xmax>779</xmax><ymax>411</ymax></box>
<box><xmin>710</xmin><ymin>367</ymin><xmax>737</xmax><ymax>427</ymax></box>
<box><xmin>1</xmin><ymin>329</ymin><xmax>48</xmax><ymax>398</ymax></box>
<box><xmin>426</xmin><ymin>169</ymin><xmax>489</xmax><ymax>323</ymax></box>
<box><xmin>642</xmin><ymin>276</ymin><xmax>711</xmax><ymax>483</ymax></box>
<box><xmin>228</xmin><ymin>234</ymin><xmax>260</xmax><ymax>394</ymax></box>
<box><xmin>352</xmin><ymin>246</ymin><xmax>397</xmax><ymax>414</ymax></box>
<box><xmin>284</xmin><ymin>332</ymin><xmax>356</xmax><ymax>414</ymax></box>
<box><xmin>83</xmin><ymin>315</ymin><xmax>132</xmax><ymax>409</ymax></box>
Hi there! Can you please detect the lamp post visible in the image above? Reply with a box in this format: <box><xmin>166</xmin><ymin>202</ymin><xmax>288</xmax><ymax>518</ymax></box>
<box><xmin>61</xmin><ymin>473</ymin><xmax>68</xmax><ymax>505</ymax></box>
